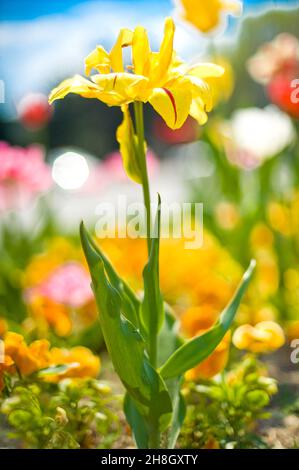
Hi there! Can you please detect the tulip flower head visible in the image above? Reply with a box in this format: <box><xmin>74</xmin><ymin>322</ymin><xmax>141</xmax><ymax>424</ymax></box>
<box><xmin>49</xmin><ymin>17</ymin><xmax>223</xmax><ymax>131</ymax></box>
<box><xmin>175</xmin><ymin>0</ymin><xmax>242</xmax><ymax>34</ymax></box>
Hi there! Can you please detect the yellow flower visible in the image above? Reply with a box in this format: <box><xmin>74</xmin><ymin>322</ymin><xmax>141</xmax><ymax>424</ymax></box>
<box><xmin>175</xmin><ymin>0</ymin><xmax>242</xmax><ymax>34</ymax></box>
<box><xmin>49</xmin><ymin>17</ymin><xmax>223</xmax><ymax>130</ymax></box>
<box><xmin>249</xmin><ymin>224</ymin><xmax>279</xmax><ymax>300</ymax></box>
<box><xmin>286</xmin><ymin>320</ymin><xmax>299</xmax><ymax>341</ymax></box>
<box><xmin>214</xmin><ymin>200</ymin><xmax>240</xmax><ymax>230</ymax></box>
<box><xmin>267</xmin><ymin>202</ymin><xmax>293</xmax><ymax>237</ymax></box>
<box><xmin>205</xmin><ymin>58</ymin><xmax>235</xmax><ymax>105</ymax></box>
<box><xmin>233</xmin><ymin>321</ymin><xmax>285</xmax><ymax>353</ymax></box>
<box><xmin>28</xmin><ymin>296</ymin><xmax>73</xmax><ymax>337</ymax></box>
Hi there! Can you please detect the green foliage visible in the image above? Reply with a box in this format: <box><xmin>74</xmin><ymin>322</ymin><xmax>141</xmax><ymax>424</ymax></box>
<box><xmin>80</xmin><ymin>217</ymin><xmax>255</xmax><ymax>448</ymax></box>
<box><xmin>179</xmin><ymin>356</ymin><xmax>278</xmax><ymax>449</ymax></box>
<box><xmin>0</xmin><ymin>379</ymin><xmax>121</xmax><ymax>449</ymax></box>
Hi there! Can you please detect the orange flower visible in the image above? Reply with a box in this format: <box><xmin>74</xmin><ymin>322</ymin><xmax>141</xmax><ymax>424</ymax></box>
<box><xmin>46</xmin><ymin>346</ymin><xmax>100</xmax><ymax>382</ymax></box>
<box><xmin>28</xmin><ymin>296</ymin><xmax>72</xmax><ymax>337</ymax></box>
<box><xmin>0</xmin><ymin>332</ymin><xmax>101</xmax><ymax>393</ymax></box>
<box><xmin>99</xmin><ymin>232</ymin><xmax>242</xmax><ymax>311</ymax></box>
<box><xmin>4</xmin><ymin>332</ymin><xmax>50</xmax><ymax>376</ymax></box>
<box><xmin>233</xmin><ymin>321</ymin><xmax>285</xmax><ymax>353</ymax></box>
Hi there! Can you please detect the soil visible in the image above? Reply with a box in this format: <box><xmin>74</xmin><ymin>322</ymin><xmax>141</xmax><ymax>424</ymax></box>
<box><xmin>259</xmin><ymin>346</ymin><xmax>299</xmax><ymax>449</ymax></box>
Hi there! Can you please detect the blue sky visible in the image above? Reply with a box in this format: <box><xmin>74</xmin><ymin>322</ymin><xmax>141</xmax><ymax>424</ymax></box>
<box><xmin>0</xmin><ymin>0</ymin><xmax>292</xmax><ymax>21</ymax></box>
<box><xmin>0</xmin><ymin>0</ymin><xmax>298</xmax><ymax>117</ymax></box>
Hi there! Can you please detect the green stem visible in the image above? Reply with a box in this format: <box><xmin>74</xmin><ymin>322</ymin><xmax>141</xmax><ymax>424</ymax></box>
<box><xmin>134</xmin><ymin>102</ymin><xmax>157</xmax><ymax>366</ymax></box>
<box><xmin>133</xmin><ymin>102</ymin><xmax>160</xmax><ymax>448</ymax></box>
<box><xmin>149</xmin><ymin>422</ymin><xmax>160</xmax><ymax>449</ymax></box>
<box><xmin>134</xmin><ymin>101</ymin><xmax>151</xmax><ymax>255</ymax></box>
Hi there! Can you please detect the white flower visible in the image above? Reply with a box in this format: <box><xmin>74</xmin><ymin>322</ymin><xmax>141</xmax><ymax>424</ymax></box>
<box><xmin>222</xmin><ymin>106</ymin><xmax>295</xmax><ymax>168</ymax></box>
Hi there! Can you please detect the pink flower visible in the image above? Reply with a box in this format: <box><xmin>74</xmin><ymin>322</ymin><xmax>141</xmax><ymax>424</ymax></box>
<box><xmin>83</xmin><ymin>148</ymin><xmax>159</xmax><ymax>193</ymax></box>
<box><xmin>17</xmin><ymin>93</ymin><xmax>52</xmax><ymax>130</ymax></box>
<box><xmin>0</xmin><ymin>142</ymin><xmax>52</xmax><ymax>211</ymax></box>
<box><xmin>35</xmin><ymin>262</ymin><xmax>93</xmax><ymax>308</ymax></box>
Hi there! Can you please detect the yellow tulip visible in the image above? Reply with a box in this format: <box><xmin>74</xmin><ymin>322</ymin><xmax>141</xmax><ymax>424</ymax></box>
<box><xmin>49</xmin><ymin>17</ymin><xmax>223</xmax><ymax>130</ymax></box>
<box><xmin>175</xmin><ymin>0</ymin><xmax>242</xmax><ymax>34</ymax></box>
<box><xmin>233</xmin><ymin>321</ymin><xmax>285</xmax><ymax>353</ymax></box>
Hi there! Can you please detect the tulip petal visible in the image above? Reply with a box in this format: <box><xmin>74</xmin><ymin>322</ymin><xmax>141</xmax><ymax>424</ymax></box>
<box><xmin>150</xmin><ymin>17</ymin><xmax>175</xmax><ymax>85</ymax></box>
<box><xmin>91</xmin><ymin>72</ymin><xmax>149</xmax><ymax>105</ymax></box>
<box><xmin>149</xmin><ymin>86</ymin><xmax>192</xmax><ymax>130</ymax></box>
<box><xmin>189</xmin><ymin>97</ymin><xmax>208</xmax><ymax>125</ymax></box>
<box><xmin>110</xmin><ymin>28</ymin><xmax>134</xmax><ymax>73</ymax></box>
<box><xmin>132</xmin><ymin>26</ymin><xmax>151</xmax><ymax>76</ymax></box>
<box><xmin>48</xmin><ymin>75</ymin><xmax>101</xmax><ymax>104</ymax></box>
<box><xmin>186</xmin><ymin>75</ymin><xmax>213</xmax><ymax>111</ymax></box>
<box><xmin>85</xmin><ymin>45</ymin><xmax>110</xmax><ymax>75</ymax></box>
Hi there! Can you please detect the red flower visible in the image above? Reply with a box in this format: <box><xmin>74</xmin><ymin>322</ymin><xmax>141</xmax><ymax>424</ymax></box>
<box><xmin>18</xmin><ymin>93</ymin><xmax>52</xmax><ymax>130</ymax></box>
<box><xmin>153</xmin><ymin>115</ymin><xmax>199</xmax><ymax>144</ymax></box>
<box><xmin>267</xmin><ymin>70</ymin><xmax>299</xmax><ymax>119</ymax></box>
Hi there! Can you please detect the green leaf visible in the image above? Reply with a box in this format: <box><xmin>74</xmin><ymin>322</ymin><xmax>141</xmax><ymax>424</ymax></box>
<box><xmin>81</xmin><ymin>222</ymin><xmax>140</xmax><ymax>329</ymax></box>
<box><xmin>80</xmin><ymin>222</ymin><xmax>172</xmax><ymax>425</ymax></box>
<box><xmin>141</xmin><ymin>194</ymin><xmax>164</xmax><ymax>339</ymax></box>
<box><xmin>124</xmin><ymin>393</ymin><xmax>149</xmax><ymax>449</ymax></box>
<box><xmin>158</xmin><ymin>307</ymin><xmax>185</xmax><ymax>448</ymax></box>
<box><xmin>167</xmin><ymin>389</ymin><xmax>186</xmax><ymax>449</ymax></box>
<box><xmin>160</xmin><ymin>260</ymin><xmax>256</xmax><ymax>380</ymax></box>
<box><xmin>158</xmin><ymin>305</ymin><xmax>183</xmax><ymax>367</ymax></box>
